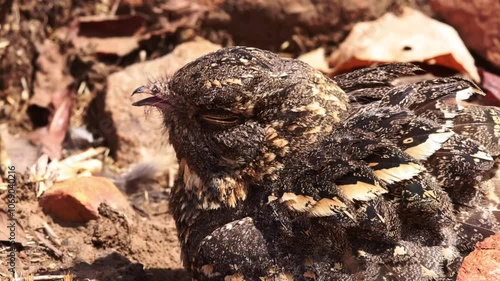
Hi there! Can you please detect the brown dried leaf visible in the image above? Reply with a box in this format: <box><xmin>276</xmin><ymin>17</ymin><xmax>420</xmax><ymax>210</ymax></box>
<box><xmin>479</xmin><ymin>69</ymin><xmax>500</xmax><ymax>106</ymax></box>
<box><xmin>30</xmin><ymin>40</ymin><xmax>73</xmax><ymax>108</ymax></box>
<box><xmin>70</xmin><ymin>15</ymin><xmax>145</xmax><ymax>57</ymax></box>
<box><xmin>120</xmin><ymin>0</ymin><xmax>145</xmax><ymax>8</ymax></box>
<box><xmin>298</xmin><ymin>47</ymin><xmax>331</xmax><ymax>73</ymax></box>
<box><xmin>139</xmin><ymin>0</ymin><xmax>206</xmax><ymax>41</ymax></box>
<box><xmin>329</xmin><ymin>7</ymin><xmax>479</xmax><ymax>81</ymax></box>
<box><xmin>30</xmin><ymin>96</ymin><xmax>73</xmax><ymax>160</ymax></box>
<box><xmin>72</xmin><ymin>37</ymin><xmax>141</xmax><ymax>57</ymax></box>
<box><xmin>76</xmin><ymin>15</ymin><xmax>145</xmax><ymax>37</ymax></box>
<box><xmin>28</xmin><ymin>40</ymin><xmax>73</xmax><ymax>160</ymax></box>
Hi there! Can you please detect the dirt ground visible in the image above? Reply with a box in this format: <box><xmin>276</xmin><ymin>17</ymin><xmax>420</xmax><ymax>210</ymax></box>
<box><xmin>0</xmin><ymin>0</ymin><xmax>498</xmax><ymax>280</ymax></box>
<box><xmin>0</xmin><ymin>1</ymin><xmax>203</xmax><ymax>280</ymax></box>
<box><xmin>1</xmin><ymin>175</ymin><xmax>189</xmax><ymax>281</ymax></box>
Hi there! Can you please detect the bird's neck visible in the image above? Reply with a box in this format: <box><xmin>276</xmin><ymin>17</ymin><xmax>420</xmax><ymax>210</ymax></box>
<box><xmin>175</xmin><ymin>159</ymin><xmax>249</xmax><ymax>209</ymax></box>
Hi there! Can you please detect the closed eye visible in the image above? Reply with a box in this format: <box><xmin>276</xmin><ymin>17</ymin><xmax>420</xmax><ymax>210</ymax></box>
<box><xmin>199</xmin><ymin>112</ymin><xmax>242</xmax><ymax>126</ymax></box>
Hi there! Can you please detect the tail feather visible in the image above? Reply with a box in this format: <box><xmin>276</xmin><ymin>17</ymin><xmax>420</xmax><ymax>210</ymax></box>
<box><xmin>333</xmin><ymin>63</ymin><xmax>423</xmax><ymax>93</ymax></box>
<box><xmin>453</xmin><ymin>106</ymin><xmax>500</xmax><ymax>156</ymax></box>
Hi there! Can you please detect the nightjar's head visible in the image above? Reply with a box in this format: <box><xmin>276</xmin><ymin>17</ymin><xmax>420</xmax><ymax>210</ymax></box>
<box><xmin>132</xmin><ymin>46</ymin><xmax>349</xmax><ymax>207</ymax></box>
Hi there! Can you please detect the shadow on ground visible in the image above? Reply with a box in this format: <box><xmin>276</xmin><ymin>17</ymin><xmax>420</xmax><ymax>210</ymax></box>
<box><xmin>46</xmin><ymin>252</ymin><xmax>191</xmax><ymax>281</ymax></box>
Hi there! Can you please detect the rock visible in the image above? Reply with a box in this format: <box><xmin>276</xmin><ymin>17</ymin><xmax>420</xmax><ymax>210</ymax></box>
<box><xmin>457</xmin><ymin>233</ymin><xmax>500</xmax><ymax>281</ymax></box>
<box><xmin>39</xmin><ymin>176</ymin><xmax>132</xmax><ymax>222</ymax></box>
<box><xmin>430</xmin><ymin>0</ymin><xmax>500</xmax><ymax>68</ymax></box>
<box><xmin>103</xmin><ymin>39</ymin><xmax>221</xmax><ymax>167</ymax></box>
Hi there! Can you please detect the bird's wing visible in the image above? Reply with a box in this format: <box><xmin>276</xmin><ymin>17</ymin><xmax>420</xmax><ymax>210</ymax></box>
<box><xmin>376</xmin><ymin>76</ymin><xmax>500</xmax><ymax>157</ymax></box>
<box><xmin>337</xmin><ymin>63</ymin><xmax>499</xmax><ymax>206</ymax></box>
<box><xmin>271</xmin><ymin>95</ymin><xmax>497</xmax><ymax>279</ymax></box>
<box><xmin>339</xmin><ymin>64</ymin><xmax>500</xmax><ymax>232</ymax></box>
<box><xmin>336</xmin><ymin>63</ymin><xmax>500</xmax><ymax>157</ymax></box>
<box><xmin>272</xmin><ymin>124</ymin><xmax>461</xmax><ymax>279</ymax></box>
<box><xmin>332</xmin><ymin>62</ymin><xmax>424</xmax><ymax>105</ymax></box>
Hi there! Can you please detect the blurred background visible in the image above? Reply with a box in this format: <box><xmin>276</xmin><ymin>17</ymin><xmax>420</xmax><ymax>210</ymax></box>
<box><xmin>0</xmin><ymin>0</ymin><xmax>498</xmax><ymax>280</ymax></box>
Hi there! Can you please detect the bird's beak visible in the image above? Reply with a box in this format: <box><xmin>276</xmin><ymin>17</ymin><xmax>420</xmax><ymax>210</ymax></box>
<box><xmin>131</xmin><ymin>85</ymin><xmax>165</xmax><ymax>107</ymax></box>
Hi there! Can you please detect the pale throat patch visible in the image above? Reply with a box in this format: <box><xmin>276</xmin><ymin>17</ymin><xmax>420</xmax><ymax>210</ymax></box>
<box><xmin>179</xmin><ymin>159</ymin><xmax>248</xmax><ymax>209</ymax></box>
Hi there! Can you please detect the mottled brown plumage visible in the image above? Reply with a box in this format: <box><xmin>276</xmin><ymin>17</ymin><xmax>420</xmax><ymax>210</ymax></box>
<box><xmin>132</xmin><ymin>47</ymin><xmax>500</xmax><ymax>281</ymax></box>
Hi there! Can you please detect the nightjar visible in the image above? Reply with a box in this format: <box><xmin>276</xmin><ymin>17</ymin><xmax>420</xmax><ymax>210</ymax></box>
<box><xmin>132</xmin><ymin>47</ymin><xmax>500</xmax><ymax>281</ymax></box>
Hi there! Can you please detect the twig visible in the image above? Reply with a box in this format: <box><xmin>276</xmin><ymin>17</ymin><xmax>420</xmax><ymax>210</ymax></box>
<box><xmin>58</xmin><ymin>147</ymin><xmax>106</xmax><ymax>167</ymax></box>
<box><xmin>34</xmin><ymin>232</ymin><xmax>63</xmax><ymax>258</ymax></box>
<box><xmin>42</xmin><ymin>222</ymin><xmax>61</xmax><ymax>246</ymax></box>
<box><xmin>17</xmin><ymin>275</ymin><xmax>68</xmax><ymax>280</ymax></box>
<box><xmin>109</xmin><ymin>0</ymin><xmax>121</xmax><ymax>15</ymax></box>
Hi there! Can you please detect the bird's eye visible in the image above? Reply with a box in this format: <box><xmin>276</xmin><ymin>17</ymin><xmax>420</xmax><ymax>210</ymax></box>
<box><xmin>199</xmin><ymin>112</ymin><xmax>241</xmax><ymax>126</ymax></box>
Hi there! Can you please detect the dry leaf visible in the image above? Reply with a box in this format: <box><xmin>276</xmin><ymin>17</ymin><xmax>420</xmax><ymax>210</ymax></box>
<box><xmin>30</xmin><ymin>95</ymin><xmax>73</xmax><ymax>160</ymax></box>
<box><xmin>28</xmin><ymin>154</ymin><xmax>59</xmax><ymax>197</ymax></box>
<box><xmin>27</xmin><ymin>148</ymin><xmax>107</xmax><ymax>197</ymax></box>
<box><xmin>31</xmin><ymin>40</ymin><xmax>73</xmax><ymax>108</ymax></box>
<box><xmin>479</xmin><ymin>69</ymin><xmax>500</xmax><ymax>106</ymax></box>
<box><xmin>329</xmin><ymin>7</ymin><xmax>479</xmax><ymax>81</ymax></box>
<box><xmin>139</xmin><ymin>0</ymin><xmax>206</xmax><ymax>42</ymax></box>
<box><xmin>56</xmin><ymin>147</ymin><xmax>106</xmax><ymax>181</ymax></box>
<box><xmin>298</xmin><ymin>47</ymin><xmax>331</xmax><ymax>73</ymax></box>
<box><xmin>29</xmin><ymin>40</ymin><xmax>74</xmax><ymax>160</ymax></box>
<box><xmin>120</xmin><ymin>0</ymin><xmax>145</xmax><ymax>8</ymax></box>
<box><xmin>70</xmin><ymin>15</ymin><xmax>145</xmax><ymax>57</ymax></box>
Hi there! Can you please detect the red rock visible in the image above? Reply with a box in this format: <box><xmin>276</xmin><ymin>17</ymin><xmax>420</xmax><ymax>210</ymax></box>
<box><xmin>430</xmin><ymin>0</ymin><xmax>500</xmax><ymax>68</ymax></box>
<box><xmin>39</xmin><ymin>176</ymin><xmax>131</xmax><ymax>222</ymax></box>
<box><xmin>457</xmin><ymin>233</ymin><xmax>500</xmax><ymax>281</ymax></box>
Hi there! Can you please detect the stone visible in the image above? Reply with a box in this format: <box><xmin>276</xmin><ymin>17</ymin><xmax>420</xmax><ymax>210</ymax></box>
<box><xmin>39</xmin><ymin>176</ymin><xmax>132</xmax><ymax>222</ymax></box>
<box><xmin>458</xmin><ymin>233</ymin><xmax>500</xmax><ymax>281</ymax></box>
